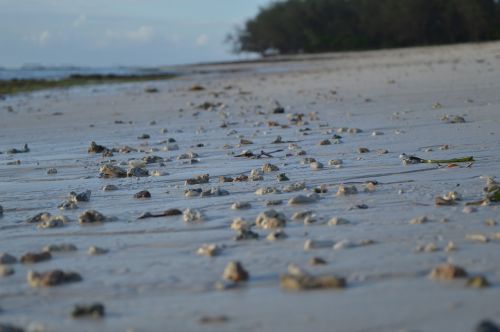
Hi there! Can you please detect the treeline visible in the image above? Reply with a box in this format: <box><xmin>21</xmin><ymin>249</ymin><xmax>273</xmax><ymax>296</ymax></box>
<box><xmin>229</xmin><ymin>0</ymin><xmax>500</xmax><ymax>55</ymax></box>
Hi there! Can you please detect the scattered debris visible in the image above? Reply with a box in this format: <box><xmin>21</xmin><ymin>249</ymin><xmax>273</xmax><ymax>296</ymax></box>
<box><xmin>27</xmin><ymin>270</ymin><xmax>82</xmax><ymax>287</ymax></box>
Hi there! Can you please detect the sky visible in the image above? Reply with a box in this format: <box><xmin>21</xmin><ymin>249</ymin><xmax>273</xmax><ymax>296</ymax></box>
<box><xmin>0</xmin><ymin>0</ymin><xmax>273</xmax><ymax>68</ymax></box>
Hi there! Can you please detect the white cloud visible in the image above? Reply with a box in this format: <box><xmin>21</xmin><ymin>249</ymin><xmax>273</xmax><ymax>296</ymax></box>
<box><xmin>106</xmin><ymin>25</ymin><xmax>154</xmax><ymax>43</ymax></box>
<box><xmin>38</xmin><ymin>30</ymin><xmax>50</xmax><ymax>45</ymax></box>
<box><xmin>73</xmin><ymin>14</ymin><xmax>87</xmax><ymax>28</ymax></box>
<box><xmin>127</xmin><ymin>26</ymin><xmax>154</xmax><ymax>42</ymax></box>
<box><xmin>195</xmin><ymin>33</ymin><xmax>208</xmax><ymax>47</ymax></box>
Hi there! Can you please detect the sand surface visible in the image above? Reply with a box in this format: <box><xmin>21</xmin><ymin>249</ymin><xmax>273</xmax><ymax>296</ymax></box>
<box><xmin>1</xmin><ymin>42</ymin><xmax>500</xmax><ymax>332</ymax></box>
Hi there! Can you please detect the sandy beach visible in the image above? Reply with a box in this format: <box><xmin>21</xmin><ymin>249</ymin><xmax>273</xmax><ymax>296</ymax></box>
<box><xmin>1</xmin><ymin>41</ymin><xmax>500</xmax><ymax>332</ymax></box>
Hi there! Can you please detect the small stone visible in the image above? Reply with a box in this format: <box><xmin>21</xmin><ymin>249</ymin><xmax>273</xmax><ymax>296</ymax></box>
<box><xmin>99</xmin><ymin>164</ymin><xmax>127</xmax><ymax>178</ymax></box>
<box><xmin>127</xmin><ymin>167</ymin><xmax>149</xmax><ymax>177</ymax></box>
<box><xmin>266</xmin><ymin>230</ymin><xmax>288</xmax><ymax>241</ymax></box>
<box><xmin>372</xmin><ymin>131</ymin><xmax>383</xmax><ymax>136</ymax></box>
<box><xmin>249</xmin><ymin>169</ymin><xmax>264</xmax><ymax>181</ymax></box>
<box><xmin>102</xmin><ymin>185</ymin><xmax>118</xmax><ymax>191</ymax></box>
<box><xmin>467</xmin><ymin>275</ymin><xmax>490</xmax><ymax>288</ymax></box>
<box><xmin>185</xmin><ymin>188</ymin><xmax>202</xmax><ymax>197</ymax></box>
<box><xmin>466</xmin><ymin>234</ymin><xmax>489</xmax><ymax>243</ymax></box>
<box><xmin>38</xmin><ymin>215</ymin><xmax>69</xmax><ymax>229</ymax></box>
<box><xmin>280</xmin><ymin>273</ymin><xmax>346</xmax><ymax>290</ymax></box>
<box><xmin>463</xmin><ymin>206</ymin><xmax>477</xmax><ymax>214</ymax></box>
<box><xmin>43</xmin><ymin>243</ymin><xmax>77</xmax><ymax>253</ymax></box>
<box><xmin>282</xmin><ymin>182</ymin><xmax>306</xmax><ymax>192</ymax></box>
<box><xmin>197</xmin><ymin>244</ymin><xmax>223</xmax><ymax>257</ymax></box>
<box><xmin>485</xmin><ymin>219</ymin><xmax>497</xmax><ymax>226</ymax></box>
<box><xmin>304</xmin><ymin>239</ymin><xmax>334</xmax><ymax>250</ymax></box>
<box><xmin>328</xmin><ymin>217</ymin><xmax>350</xmax><ymax>226</ymax></box>
<box><xmin>292</xmin><ymin>211</ymin><xmax>314</xmax><ymax>221</ymax></box>
<box><xmin>0</xmin><ymin>253</ymin><xmax>17</xmax><ymax>264</ymax></box>
<box><xmin>308</xmin><ymin>257</ymin><xmax>327</xmax><ymax>266</ymax></box>
<box><xmin>46</xmin><ymin>168</ymin><xmax>57</xmax><ymax>175</ymax></box>
<box><xmin>476</xmin><ymin>320</ymin><xmax>500</xmax><ymax>332</ymax></box>
<box><xmin>200</xmin><ymin>187</ymin><xmax>229</xmax><ymax>197</ymax></box>
<box><xmin>262</xmin><ymin>163</ymin><xmax>279</xmax><ymax>172</ymax></box>
<box><xmin>230</xmin><ymin>217</ymin><xmax>251</xmax><ymax>231</ymax></box>
<box><xmin>87</xmin><ymin>141</ymin><xmax>108</xmax><ymax>153</ymax></box>
<box><xmin>79</xmin><ymin>210</ymin><xmax>106</xmax><ymax>224</ymax></box>
<box><xmin>357</xmin><ymin>147</ymin><xmax>370</xmax><ymax>153</ymax></box>
<box><xmin>69</xmin><ymin>190</ymin><xmax>91</xmax><ymax>202</ymax></box>
<box><xmin>328</xmin><ymin>159</ymin><xmax>343</xmax><ymax>167</ymax></box>
<box><xmin>288</xmin><ymin>194</ymin><xmax>318</xmax><ymax>205</ymax></box>
<box><xmin>26</xmin><ymin>212</ymin><xmax>51</xmax><ymax>224</ymax></box>
<box><xmin>301</xmin><ymin>158</ymin><xmax>316</xmax><ymax>165</ymax></box>
<box><xmin>276</xmin><ymin>173</ymin><xmax>289</xmax><ymax>181</ymax></box>
<box><xmin>255</xmin><ymin>209</ymin><xmax>286</xmax><ymax>229</ymax></box>
<box><xmin>310</xmin><ymin>162</ymin><xmax>323</xmax><ymax>170</ymax></box>
<box><xmin>27</xmin><ymin>270</ymin><xmax>82</xmax><ymax>287</ymax></box>
<box><xmin>445</xmin><ymin>241</ymin><xmax>457</xmax><ymax>252</ymax></box>
<box><xmin>88</xmin><ymin>246</ymin><xmax>108</xmax><ymax>255</ymax></box>
<box><xmin>336</xmin><ymin>184</ymin><xmax>358</xmax><ymax>196</ymax></box>
<box><xmin>255</xmin><ymin>187</ymin><xmax>281</xmax><ymax>195</ymax></box>
<box><xmin>134</xmin><ymin>190</ymin><xmax>151</xmax><ymax>199</ymax></box>
<box><xmin>20</xmin><ymin>252</ymin><xmax>52</xmax><ymax>264</ymax></box>
<box><xmin>137</xmin><ymin>133</ymin><xmax>150</xmax><ymax>139</ymax></box>
<box><xmin>222</xmin><ymin>261</ymin><xmax>249</xmax><ymax>282</ymax></box>
<box><xmin>183</xmin><ymin>208</ymin><xmax>204</xmax><ymax>223</ymax></box>
<box><xmin>333</xmin><ymin>239</ymin><xmax>354</xmax><ymax>250</ymax></box>
<box><xmin>429</xmin><ymin>263</ymin><xmax>468</xmax><ymax>280</ymax></box>
<box><xmin>410</xmin><ymin>216</ymin><xmax>428</xmax><ymax>225</ymax></box>
<box><xmin>185</xmin><ymin>174</ymin><xmax>210</xmax><ymax>185</ymax></box>
<box><xmin>234</xmin><ymin>229</ymin><xmax>259</xmax><ymax>241</ymax></box>
<box><xmin>231</xmin><ymin>202</ymin><xmax>251</xmax><ymax>210</ymax></box>
<box><xmin>58</xmin><ymin>200</ymin><xmax>78</xmax><ymax>210</ymax></box>
<box><xmin>318</xmin><ymin>139</ymin><xmax>331</xmax><ymax>146</ymax></box>
<box><xmin>348</xmin><ymin>128</ymin><xmax>362</xmax><ymax>134</ymax></box>
<box><xmin>71</xmin><ymin>303</ymin><xmax>105</xmax><ymax>318</ymax></box>
<box><xmin>266</xmin><ymin>199</ymin><xmax>283</xmax><ymax>206</ymax></box>
<box><xmin>164</xmin><ymin>208</ymin><xmax>182</xmax><ymax>216</ymax></box>
<box><xmin>240</xmin><ymin>138</ymin><xmax>253</xmax><ymax>145</ymax></box>
<box><xmin>0</xmin><ymin>265</ymin><xmax>15</xmax><ymax>277</ymax></box>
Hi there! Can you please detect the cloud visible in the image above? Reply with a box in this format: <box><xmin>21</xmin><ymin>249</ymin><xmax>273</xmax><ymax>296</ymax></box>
<box><xmin>196</xmin><ymin>33</ymin><xmax>208</xmax><ymax>47</ymax></box>
<box><xmin>38</xmin><ymin>30</ymin><xmax>50</xmax><ymax>45</ymax></box>
<box><xmin>105</xmin><ymin>25</ymin><xmax>154</xmax><ymax>43</ymax></box>
<box><xmin>73</xmin><ymin>14</ymin><xmax>87</xmax><ymax>28</ymax></box>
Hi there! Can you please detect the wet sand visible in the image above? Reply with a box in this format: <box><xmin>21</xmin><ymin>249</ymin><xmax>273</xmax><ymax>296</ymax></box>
<box><xmin>1</xmin><ymin>42</ymin><xmax>500</xmax><ymax>332</ymax></box>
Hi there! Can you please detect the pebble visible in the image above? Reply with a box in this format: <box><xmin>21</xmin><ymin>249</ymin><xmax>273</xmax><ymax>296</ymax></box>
<box><xmin>467</xmin><ymin>275</ymin><xmax>490</xmax><ymax>288</ymax></box>
<box><xmin>410</xmin><ymin>216</ymin><xmax>429</xmax><ymax>225</ymax></box>
<box><xmin>197</xmin><ymin>244</ymin><xmax>223</xmax><ymax>257</ymax></box>
<box><xmin>318</xmin><ymin>139</ymin><xmax>331</xmax><ymax>146</ymax></box>
<box><xmin>127</xmin><ymin>167</ymin><xmax>149</xmax><ymax>177</ymax></box>
<box><xmin>282</xmin><ymin>182</ymin><xmax>306</xmax><ymax>192</ymax></box>
<box><xmin>262</xmin><ymin>163</ymin><xmax>279</xmax><ymax>172</ymax></box>
<box><xmin>466</xmin><ymin>234</ymin><xmax>489</xmax><ymax>243</ymax></box>
<box><xmin>58</xmin><ymin>200</ymin><xmax>78</xmax><ymax>210</ymax></box>
<box><xmin>249</xmin><ymin>169</ymin><xmax>264</xmax><ymax>181</ymax></box>
<box><xmin>183</xmin><ymin>208</ymin><xmax>204</xmax><ymax>223</ymax></box>
<box><xmin>372</xmin><ymin>131</ymin><xmax>383</xmax><ymax>136</ymax></box>
<box><xmin>357</xmin><ymin>147</ymin><xmax>370</xmax><ymax>153</ymax></box>
<box><xmin>222</xmin><ymin>261</ymin><xmax>249</xmax><ymax>282</ymax></box>
<box><xmin>20</xmin><ymin>252</ymin><xmax>52</xmax><ymax>264</ymax></box>
<box><xmin>27</xmin><ymin>270</ymin><xmax>82</xmax><ymax>287</ymax></box>
<box><xmin>266</xmin><ymin>199</ymin><xmax>283</xmax><ymax>206</ymax></box>
<box><xmin>280</xmin><ymin>271</ymin><xmax>345</xmax><ymax>290</ymax></box>
<box><xmin>137</xmin><ymin>133</ymin><xmax>150</xmax><ymax>139</ymax></box>
<box><xmin>276</xmin><ymin>173</ymin><xmax>289</xmax><ymax>181</ymax></box>
<box><xmin>292</xmin><ymin>211</ymin><xmax>314</xmax><ymax>221</ymax></box>
<box><xmin>328</xmin><ymin>217</ymin><xmax>350</xmax><ymax>226</ymax></box>
<box><xmin>46</xmin><ymin>168</ymin><xmax>57</xmax><ymax>175</ymax></box>
<box><xmin>234</xmin><ymin>229</ymin><xmax>259</xmax><ymax>241</ymax></box>
<box><xmin>26</xmin><ymin>212</ymin><xmax>51</xmax><ymax>224</ymax></box>
<box><xmin>333</xmin><ymin>239</ymin><xmax>354</xmax><ymax>250</ymax></box>
<box><xmin>79</xmin><ymin>210</ymin><xmax>107</xmax><ymax>224</ymax></box>
<box><xmin>429</xmin><ymin>263</ymin><xmax>468</xmax><ymax>280</ymax></box>
<box><xmin>266</xmin><ymin>229</ymin><xmax>288</xmax><ymax>241</ymax></box>
<box><xmin>230</xmin><ymin>217</ymin><xmax>251</xmax><ymax>231</ymax></box>
<box><xmin>88</xmin><ymin>246</ymin><xmax>108</xmax><ymax>255</ymax></box>
<box><xmin>102</xmin><ymin>184</ymin><xmax>118</xmax><ymax>191</ymax></box>
<box><xmin>255</xmin><ymin>209</ymin><xmax>286</xmax><ymax>229</ymax></box>
<box><xmin>43</xmin><ymin>243</ymin><xmax>77</xmax><ymax>253</ymax></box>
<box><xmin>301</xmin><ymin>158</ymin><xmax>316</xmax><ymax>165</ymax></box>
<box><xmin>310</xmin><ymin>161</ymin><xmax>323</xmax><ymax>170</ymax></box>
<box><xmin>308</xmin><ymin>257</ymin><xmax>327</xmax><ymax>266</ymax></box>
<box><xmin>304</xmin><ymin>239</ymin><xmax>334</xmax><ymax>250</ymax></box>
<box><xmin>255</xmin><ymin>187</ymin><xmax>281</xmax><ymax>195</ymax></box>
<box><xmin>336</xmin><ymin>184</ymin><xmax>358</xmax><ymax>196</ymax></box>
<box><xmin>185</xmin><ymin>174</ymin><xmax>209</xmax><ymax>185</ymax></box>
<box><xmin>0</xmin><ymin>253</ymin><xmax>17</xmax><ymax>264</ymax></box>
<box><xmin>38</xmin><ymin>215</ymin><xmax>69</xmax><ymax>229</ymax></box>
<box><xmin>463</xmin><ymin>206</ymin><xmax>477</xmax><ymax>214</ymax></box>
<box><xmin>445</xmin><ymin>241</ymin><xmax>457</xmax><ymax>252</ymax></box>
<box><xmin>88</xmin><ymin>141</ymin><xmax>108</xmax><ymax>153</ymax></box>
<box><xmin>231</xmin><ymin>202</ymin><xmax>251</xmax><ymax>210</ymax></box>
<box><xmin>99</xmin><ymin>164</ymin><xmax>127</xmax><ymax>178</ymax></box>
<box><xmin>200</xmin><ymin>187</ymin><xmax>230</xmax><ymax>197</ymax></box>
<box><xmin>288</xmin><ymin>194</ymin><xmax>319</xmax><ymax>205</ymax></box>
<box><xmin>68</xmin><ymin>190</ymin><xmax>91</xmax><ymax>203</ymax></box>
<box><xmin>0</xmin><ymin>265</ymin><xmax>15</xmax><ymax>277</ymax></box>
<box><xmin>71</xmin><ymin>303</ymin><xmax>105</xmax><ymax>319</ymax></box>
<box><xmin>134</xmin><ymin>190</ymin><xmax>151</xmax><ymax>199</ymax></box>
<box><xmin>328</xmin><ymin>159</ymin><xmax>343</xmax><ymax>167</ymax></box>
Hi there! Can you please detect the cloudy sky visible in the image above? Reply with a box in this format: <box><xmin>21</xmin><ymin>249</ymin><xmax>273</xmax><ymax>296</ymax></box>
<box><xmin>0</xmin><ymin>0</ymin><xmax>273</xmax><ymax>68</ymax></box>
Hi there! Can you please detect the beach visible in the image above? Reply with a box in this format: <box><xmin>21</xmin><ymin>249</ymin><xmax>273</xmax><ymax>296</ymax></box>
<box><xmin>1</xmin><ymin>41</ymin><xmax>500</xmax><ymax>332</ymax></box>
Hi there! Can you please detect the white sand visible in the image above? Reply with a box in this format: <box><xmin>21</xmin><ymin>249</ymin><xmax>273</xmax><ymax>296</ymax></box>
<box><xmin>1</xmin><ymin>42</ymin><xmax>500</xmax><ymax>332</ymax></box>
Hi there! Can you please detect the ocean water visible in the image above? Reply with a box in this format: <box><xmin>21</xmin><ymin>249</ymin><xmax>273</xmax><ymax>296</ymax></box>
<box><xmin>0</xmin><ymin>66</ymin><xmax>169</xmax><ymax>81</ymax></box>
